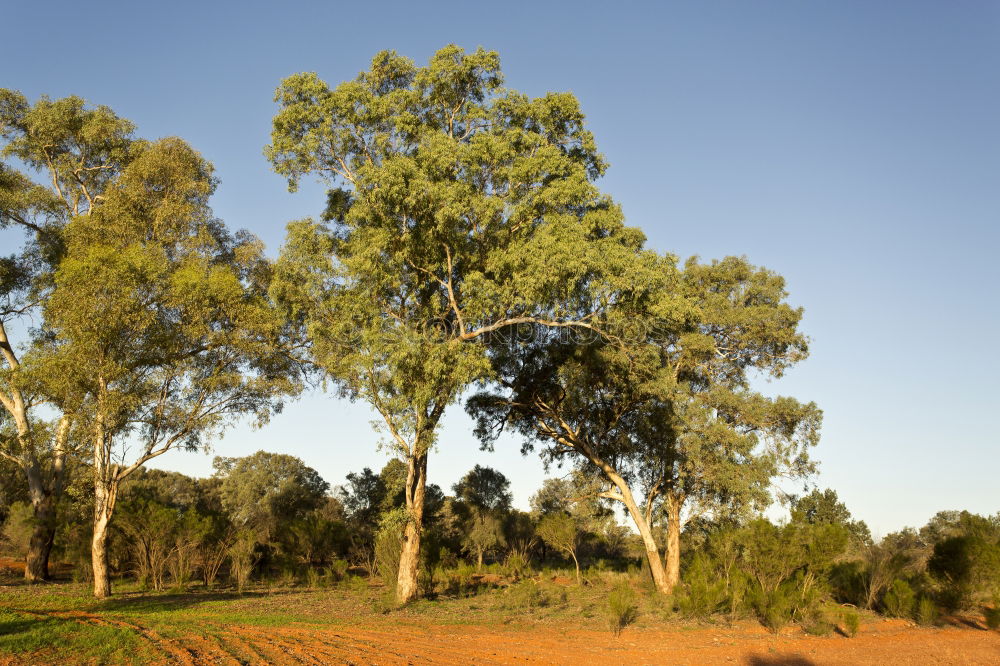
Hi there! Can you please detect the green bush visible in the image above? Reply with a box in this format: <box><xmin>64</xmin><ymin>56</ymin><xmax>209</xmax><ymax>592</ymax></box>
<box><xmin>917</xmin><ymin>597</ymin><xmax>939</xmax><ymax>626</ymax></box>
<box><xmin>504</xmin><ymin>550</ymin><xmax>531</xmax><ymax>579</ymax></box>
<box><xmin>374</xmin><ymin>509</ymin><xmax>407</xmax><ymax>591</ymax></box>
<box><xmin>345</xmin><ymin>574</ymin><xmax>368</xmax><ymax>594</ymax></box>
<box><xmin>749</xmin><ymin>583</ymin><xmax>797</xmax><ymax>633</ymax></box>
<box><xmin>983</xmin><ymin>601</ymin><xmax>999</xmax><ymax>630</ymax></box>
<box><xmin>506</xmin><ymin>580</ymin><xmax>549</xmax><ymax>609</ymax></box>
<box><xmin>305</xmin><ymin>567</ymin><xmax>322</xmax><ymax>589</ymax></box>
<box><xmin>606</xmin><ymin>582</ymin><xmax>638</xmax><ymax>637</ymax></box>
<box><xmin>883</xmin><ymin>579</ymin><xmax>916</xmax><ymax>618</ymax></box>
<box><xmin>801</xmin><ymin>607</ymin><xmax>835</xmax><ymax>636</ymax></box>
<box><xmin>841</xmin><ymin>609</ymin><xmax>860</xmax><ymax>637</ymax></box>
<box><xmin>326</xmin><ymin>558</ymin><xmax>349</xmax><ymax>583</ymax></box>
<box><xmin>675</xmin><ymin>554</ymin><xmax>728</xmax><ymax>618</ymax></box>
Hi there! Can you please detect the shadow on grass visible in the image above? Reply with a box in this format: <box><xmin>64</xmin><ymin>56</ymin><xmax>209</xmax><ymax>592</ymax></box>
<box><xmin>0</xmin><ymin>614</ymin><xmax>58</xmax><ymax>640</ymax></box>
<box><xmin>95</xmin><ymin>589</ymin><xmax>271</xmax><ymax>614</ymax></box>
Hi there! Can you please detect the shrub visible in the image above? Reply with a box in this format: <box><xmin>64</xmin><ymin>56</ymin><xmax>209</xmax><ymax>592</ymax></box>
<box><xmin>305</xmin><ymin>567</ymin><xmax>322</xmax><ymax>589</ymax></box>
<box><xmin>883</xmin><ymin>579</ymin><xmax>916</xmax><ymax>618</ymax></box>
<box><xmin>345</xmin><ymin>574</ymin><xmax>368</xmax><ymax>594</ymax></box>
<box><xmin>326</xmin><ymin>558</ymin><xmax>349</xmax><ymax>583</ymax></box>
<box><xmin>504</xmin><ymin>549</ymin><xmax>531</xmax><ymax>579</ymax></box>
<box><xmin>802</xmin><ymin>606</ymin><xmax>835</xmax><ymax>636</ymax></box>
<box><xmin>750</xmin><ymin>583</ymin><xmax>797</xmax><ymax>633</ymax></box>
<box><xmin>841</xmin><ymin>609</ymin><xmax>860</xmax><ymax>637</ymax></box>
<box><xmin>984</xmin><ymin>601</ymin><xmax>1000</xmax><ymax>630</ymax></box>
<box><xmin>372</xmin><ymin>587</ymin><xmax>399</xmax><ymax>613</ymax></box>
<box><xmin>507</xmin><ymin>580</ymin><xmax>548</xmax><ymax>609</ymax></box>
<box><xmin>606</xmin><ymin>582</ymin><xmax>638</xmax><ymax>637</ymax></box>
<box><xmin>374</xmin><ymin>509</ymin><xmax>407</xmax><ymax>591</ymax></box>
<box><xmin>917</xmin><ymin>597</ymin><xmax>939</xmax><ymax>626</ymax></box>
<box><xmin>2</xmin><ymin>502</ymin><xmax>33</xmax><ymax>558</ymax></box>
<box><xmin>675</xmin><ymin>554</ymin><xmax>727</xmax><ymax>618</ymax></box>
<box><xmin>227</xmin><ymin>530</ymin><xmax>259</xmax><ymax>593</ymax></box>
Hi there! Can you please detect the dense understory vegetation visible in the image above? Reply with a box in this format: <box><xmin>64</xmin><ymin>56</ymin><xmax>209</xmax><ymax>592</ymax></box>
<box><xmin>2</xmin><ymin>455</ymin><xmax>996</xmax><ymax>634</ymax></box>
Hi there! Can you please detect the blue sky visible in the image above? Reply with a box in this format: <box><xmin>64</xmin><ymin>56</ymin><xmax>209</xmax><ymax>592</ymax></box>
<box><xmin>3</xmin><ymin>1</ymin><xmax>997</xmax><ymax>535</ymax></box>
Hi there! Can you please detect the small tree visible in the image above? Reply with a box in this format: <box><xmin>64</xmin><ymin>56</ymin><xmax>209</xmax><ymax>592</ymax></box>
<box><xmin>463</xmin><ymin>513</ymin><xmax>506</xmax><ymax>571</ymax></box>
<box><xmin>536</xmin><ymin>513</ymin><xmax>582</xmax><ymax>584</ymax></box>
<box><xmin>228</xmin><ymin>529</ymin><xmax>259</xmax><ymax>593</ymax></box>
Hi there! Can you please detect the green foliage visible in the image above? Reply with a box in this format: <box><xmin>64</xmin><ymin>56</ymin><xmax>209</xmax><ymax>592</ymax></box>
<box><xmin>927</xmin><ymin>514</ymin><xmax>1000</xmax><ymax>611</ymax></box>
<box><xmin>841</xmin><ymin>608</ymin><xmax>860</xmax><ymax>637</ymax></box>
<box><xmin>917</xmin><ymin>597</ymin><xmax>939</xmax><ymax>626</ymax></box>
<box><xmin>883</xmin><ymin>579</ymin><xmax>916</xmax><ymax>618</ymax></box>
<box><xmin>606</xmin><ymin>582</ymin><xmax>638</xmax><ymax>636</ymax></box>
<box><xmin>674</xmin><ymin>553</ymin><xmax>728</xmax><ymax>618</ymax></box>
<box><xmin>228</xmin><ymin>529</ymin><xmax>259</xmax><ymax>593</ymax></box>
<box><xmin>791</xmin><ymin>488</ymin><xmax>872</xmax><ymax>547</ymax></box>
<box><xmin>462</xmin><ymin>513</ymin><xmax>506</xmax><ymax>570</ymax></box>
<box><xmin>214</xmin><ymin>451</ymin><xmax>329</xmax><ymax>536</ymax></box>
<box><xmin>453</xmin><ymin>466</ymin><xmax>512</xmax><ymax>514</ymax></box>
<box><xmin>984</xmin><ymin>600</ymin><xmax>1000</xmax><ymax>630</ymax></box>
<box><xmin>801</xmin><ymin>605</ymin><xmax>836</xmax><ymax>636</ymax></box>
<box><xmin>1</xmin><ymin>501</ymin><xmax>32</xmax><ymax>556</ymax></box>
<box><xmin>749</xmin><ymin>581</ymin><xmax>798</xmax><ymax>633</ymax></box>
<box><xmin>506</xmin><ymin>580</ymin><xmax>549</xmax><ymax>609</ymax></box>
<box><xmin>268</xmin><ymin>45</ymin><xmax>643</xmax><ymax>600</ymax></box>
<box><xmin>326</xmin><ymin>559</ymin><xmax>349</xmax><ymax>583</ymax></box>
<box><xmin>374</xmin><ymin>508</ymin><xmax>408</xmax><ymax>590</ymax></box>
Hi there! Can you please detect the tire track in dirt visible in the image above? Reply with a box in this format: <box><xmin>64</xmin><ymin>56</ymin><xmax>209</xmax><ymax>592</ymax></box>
<box><xmin>353</xmin><ymin>626</ymin><xmax>546</xmax><ymax>663</ymax></box>
<box><xmin>214</xmin><ymin>631</ymin><xmax>271</xmax><ymax>665</ymax></box>
<box><xmin>229</xmin><ymin>627</ymin><xmax>329</xmax><ymax>664</ymax></box>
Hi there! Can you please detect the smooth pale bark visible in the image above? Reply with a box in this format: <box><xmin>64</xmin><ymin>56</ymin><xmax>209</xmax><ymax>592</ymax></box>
<box><xmin>91</xmin><ymin>407</ymin><xmax>118</xmax><ymax>599</ymax></box>
<box><xmin>396</xmin><ymin>450</ymin><xmax>428</xmax><ymax>603</ymax></box>
<box><xmin>91</xmin><ymin>512</ymin><xmax>112</xmax><ymax>598</ymax></box>
<box><xmin>573</xmin><ymin>436</ymin><xmax>672</xmax><ymax>594</ymax></box>
<box><xmin>91</xmin><ymin>479</ymin><xmax>117</xmax><ymax>599</ymax></box>
<box><xmin>569</xmin><ymin>549</ymin><xmax>581</xmax><ymax>584</ymax></box>
<box><xmin>616</xmin><ymin>483</ymin><xmax>671</xmax><ymax>594</ymax></box>
<box><xmin>664</xmin><ymin>492</ymin><xmax>683</xmax><ymax>592</ymax></box>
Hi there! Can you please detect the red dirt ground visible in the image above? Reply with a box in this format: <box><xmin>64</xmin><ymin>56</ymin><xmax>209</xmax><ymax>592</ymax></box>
<box><xmin>4</xmin><ymin>610</ymin><xmax>999</xmax><ymax>665</ymax></box>
<box><xmin>215</xmin><ymin>619</ymin><xmax>999</xmax><ymax>665</ymax></box>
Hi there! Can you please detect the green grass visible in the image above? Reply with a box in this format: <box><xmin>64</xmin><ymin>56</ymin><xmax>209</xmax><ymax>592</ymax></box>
<box><xmin>0</xmin><ymin>607</ymin><xmax>154</xmax><ymax>664</ymax></box>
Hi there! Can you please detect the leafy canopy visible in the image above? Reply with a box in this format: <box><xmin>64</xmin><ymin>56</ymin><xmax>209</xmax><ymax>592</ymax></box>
<box><xmin>267</xmin><ymin>44</ymin><xmax>645</xmax><ymax>455</ymax></box>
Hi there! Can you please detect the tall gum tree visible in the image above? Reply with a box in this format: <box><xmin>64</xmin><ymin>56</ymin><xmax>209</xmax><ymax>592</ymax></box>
<box><xmin>42</xmin><ymin>137</ymin><xmax>298</xmax><ymax>597</ymax></box>
<box><xmin>266</xmin><ymin>45</ymin><xmax>644</xmax><ymax>602</ymax></box>
<box><xmin>468</xmin><ymin>255</ymin><xmax>821</xmax><ymax>594</ymax></box>
<box><xmin>0</xmin><ymin>90</ymin><xmax>137</xmax><ymax>581</ymax></box>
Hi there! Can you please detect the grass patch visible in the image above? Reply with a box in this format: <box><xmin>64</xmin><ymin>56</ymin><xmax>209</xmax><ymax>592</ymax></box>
<box><xmin>0</xmin><ymin>608</ymin><xmax>153</xmax><ymax>664</ymax></box>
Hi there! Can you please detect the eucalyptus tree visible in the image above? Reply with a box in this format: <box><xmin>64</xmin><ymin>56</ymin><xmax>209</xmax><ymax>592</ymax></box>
<box><xmin>469</xmin><ymin>255</ymin><xmax>821</xmax><ymax>593</ymax></box>
<box><xmin>213</xmin><ymin>451</ymin><xmax>329</xmax><ymax>538</ymax></box>
<box><xmin>0</xmin><ymin>90</ymin><xmax>137</xmax><ymax>581</ymax></box>
<box><xmin>41</xmin><ymin>137</ymin><xmax>298</xmax><ymax>597</ymax></box>
<box><xmin>266</xmin><ymin>45</ymin><xmax>642</xmax><ymax>601</ymax></box>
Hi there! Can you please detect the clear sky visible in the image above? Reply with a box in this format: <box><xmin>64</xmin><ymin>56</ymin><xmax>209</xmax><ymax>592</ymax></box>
<box><xmin>3</xmin><ymin>1</ymin><xmax>997</xmax><ymax>536</ymax></box>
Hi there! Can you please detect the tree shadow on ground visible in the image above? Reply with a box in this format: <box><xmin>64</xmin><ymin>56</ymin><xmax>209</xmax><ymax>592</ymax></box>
<box><xmin>944</xmin><ymin>615</ymin><xmax>986</xmax><ymax>631</ymax></box>
<box><xmin>93</xmin><ymin>589</ymin><xmax>271</xmax><ymax>614</ymax></box>
<box><xmin>746</xmin><ymin>654</ymin><xmax>816</xmax><ymax>665</ymax></box>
